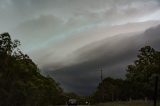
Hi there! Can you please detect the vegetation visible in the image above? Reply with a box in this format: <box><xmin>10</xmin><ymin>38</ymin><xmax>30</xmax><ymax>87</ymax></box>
<box><xmin>126</xmin><ymin>46</ymin><xmax>160</xmax><ymax>100</ymax></box>
<box><xmin>94</xmin><ymin>100</ymin><xmax>160</xmax><ymax>106</ymax></box>
<box><xmin>91</xmin><ymin>46</ymin><xmax>160</xmax><ymax>104</ymax></box>
<box><xmin>0</xmin><ymin>33</ymin><xmax>66</xmax><ymax>106</ymax></box>
<box><xmin>0</xmin><ymin>32</ymin><xmax>159</xmax><ymax>105</ymax></box>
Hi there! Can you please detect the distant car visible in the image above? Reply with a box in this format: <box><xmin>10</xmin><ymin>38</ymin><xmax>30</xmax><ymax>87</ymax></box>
<box><xmin>67</xmin><ymin>99</ymin><xmax>77</xmax><ymax>106</ymax></box>
<box><xmin>85</xmin><ymin>101</ymin><xmax>89</xmax><ymax>105</ymax></box>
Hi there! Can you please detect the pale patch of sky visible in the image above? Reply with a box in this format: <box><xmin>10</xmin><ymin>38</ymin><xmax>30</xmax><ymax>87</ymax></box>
<box><xmin>138</xmin><ymin>10</ymin><xmax>160</xmax><ymax>22</ymax></box>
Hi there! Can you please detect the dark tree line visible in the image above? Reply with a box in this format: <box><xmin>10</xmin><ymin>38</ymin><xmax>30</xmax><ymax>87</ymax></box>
<box><xmin>0</xmin><ymin>32</ymin><xmax>159</xmax><ymax>105</ymax></box>
<box><xmin>0</xmin><ymin>33</ymin><xmax>66</xmax><ymax>106</ymax></box>
<box><xmin>91</xmin><ymin>46</ymin><xmax>160</xmax><ymax>103</ymax></box>
<box><xmin>0</xmin><ymin>32</ymin><xmax>97</xmax><ymax>105</ymax></box>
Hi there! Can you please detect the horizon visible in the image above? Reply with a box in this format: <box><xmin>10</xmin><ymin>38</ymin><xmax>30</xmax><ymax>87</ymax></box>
<box><xmin>0</xmin><ymin>0</ymin><xmax>160</xmax><ymax>95</ymax></box>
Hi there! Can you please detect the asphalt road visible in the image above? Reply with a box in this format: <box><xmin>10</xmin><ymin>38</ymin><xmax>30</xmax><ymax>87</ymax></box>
<box><xmin>56</xmin><ymin>105</ymin><xmax>91</xmax><ymax>106</ymax></box>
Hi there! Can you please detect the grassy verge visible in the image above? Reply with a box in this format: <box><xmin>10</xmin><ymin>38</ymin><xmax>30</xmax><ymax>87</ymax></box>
<box><xmin>94</xmin><ymin>100</ymin><xmax>160</xmax><ymax>106</ymax></box>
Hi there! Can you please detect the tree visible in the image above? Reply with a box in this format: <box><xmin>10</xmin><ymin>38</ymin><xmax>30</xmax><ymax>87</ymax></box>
<box><xmin>91</xmin><ymin>77</ymin><xmax>124</xmax><ymax>103</ymax></box>
<box><xmin>0</xmin><ymin>33</ymin><xmax>65</xmax><ymax>106</ymax></box>
<box><xmin>126</xmin><ymin>46</ymin><xmax>160</xmax><ymax>100</ymax></box>
<box><xmin>91</xmin><ymin>46</ymin><xmax>160</xmax><ymax>103</ymax></box>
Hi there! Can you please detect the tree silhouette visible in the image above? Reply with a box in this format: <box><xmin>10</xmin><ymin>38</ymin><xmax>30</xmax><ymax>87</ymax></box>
<box><xmin>0</xmin><ymin>33</ymin><xmax>65</xmax><ymax>106</ymax></box>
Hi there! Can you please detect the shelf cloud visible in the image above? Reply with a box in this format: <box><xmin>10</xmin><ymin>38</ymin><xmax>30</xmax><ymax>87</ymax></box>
<box><xmin>0</xmin><ymin>0</ymin><xmax>160</xmax><ymax>95</ymax></box>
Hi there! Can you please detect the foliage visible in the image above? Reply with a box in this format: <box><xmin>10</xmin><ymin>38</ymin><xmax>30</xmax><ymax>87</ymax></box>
<box><xmin>126</xmin><ymin>46</ymin><xmax>160</xmax><ymax>99</ymax></box>
<box><xmin>91</xmin><ymin>46</ymin><xmax>160</xmax><ymax>103</ymax></box>
<box><xmin>126</xmin><ymin>46</ymin><xmax>160</xmax><ymax>82</ymax></box>
<box><xmin>0</xmin><ymin>33</ymin><xmax>65</xmax><ymax>106</ymax></box>
<box><xmin>91</xmin><ymin>77</ymin><xmax>124</xmax><ymax>103</ymax></box>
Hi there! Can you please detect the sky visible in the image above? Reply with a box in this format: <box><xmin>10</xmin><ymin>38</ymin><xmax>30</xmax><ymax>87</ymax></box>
<box><xmin>0</xmin><ymin>0</ymin><xmax>160</xmax><ymax>95</ymax></box>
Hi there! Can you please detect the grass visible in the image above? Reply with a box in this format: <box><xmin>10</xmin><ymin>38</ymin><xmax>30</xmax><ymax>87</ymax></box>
<box><xmin>55</xmin><ymin>101</ymin><xmax>160</xmax><ymax>106</ymax></box>
<box><xmin>94</xmin><ymin>100</ymin><xmax>160</xmax><ymax>106</ymax></box>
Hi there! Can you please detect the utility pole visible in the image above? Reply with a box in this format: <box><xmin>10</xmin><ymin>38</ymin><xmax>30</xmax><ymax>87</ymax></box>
<box><xmin>153</xmin><ymin>75</ymin><xmax>158</xmax><ymax>106</ymax></box>
<box><xmin>100</xmin><ymin>68</ymin><xmax>103</xmax><ymax>85</ymax></box>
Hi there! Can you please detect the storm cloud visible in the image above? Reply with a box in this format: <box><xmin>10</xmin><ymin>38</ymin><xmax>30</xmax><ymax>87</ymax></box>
<box><xmin>0</xmin><ymin>0</ymin><xmax>160</xmax><ymax>95</ymax></box>
<box><xmin>46</xmin><ymin>25</ymin><xmax>160</xmax><ymax>95</ymax></box>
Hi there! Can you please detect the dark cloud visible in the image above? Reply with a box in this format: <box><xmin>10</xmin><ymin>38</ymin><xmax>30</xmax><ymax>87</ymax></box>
<box><xmin>1</xmin><ymin>0</ymin><xmax>160</xmax><ymax>96</ymax></box>
<box><xmin>45</xmin><ymin>24</ymin><xmax>160</xmax><ymax>95</ymax></box>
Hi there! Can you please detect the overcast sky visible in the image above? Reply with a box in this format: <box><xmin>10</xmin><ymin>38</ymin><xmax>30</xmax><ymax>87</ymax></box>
<box><xmin>0</xmin><ymin>0</ymin><xmax>160</xmax><ymax>95</ymax></box>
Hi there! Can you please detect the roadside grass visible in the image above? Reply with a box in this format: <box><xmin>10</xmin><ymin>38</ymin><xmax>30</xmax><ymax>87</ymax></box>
<box><xmin>94</xmin><ymin>100</ymin><xmax>160</xmax><ymax>106</ymax></box>
<box><xmin>55</xmin><ymin>101</ymin><xmax>160</xmax><ymax>106</ymax></box>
